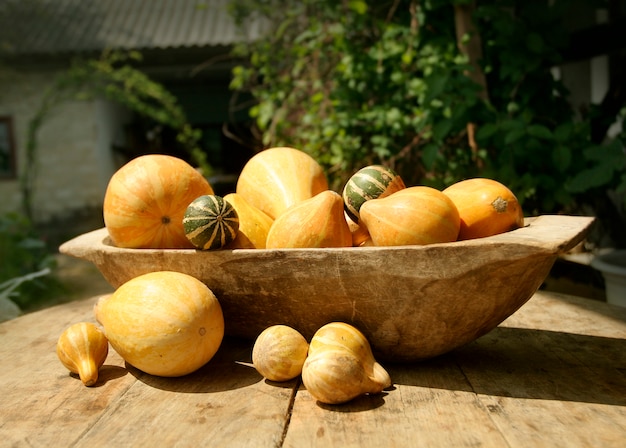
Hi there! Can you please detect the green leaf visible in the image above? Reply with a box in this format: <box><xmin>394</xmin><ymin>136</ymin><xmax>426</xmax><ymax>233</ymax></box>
<box><xmin>476</xmin><ymin>123</ymin><xmax>498</xmax><ymax>140</ymax></box>
<box><xmin>527</xmin><ymin>124</ymin><xmax>552</xmax><ymax>140</ymax></box>
<box><xmin>422</xmin><ymin>143</ymin><xmax>439</xmax><ymax>170</ymax></box>
<box><xmin>526</xmin><ymin>33</ymin><xmax>544</xmax><ymax>53</ymax></box>
<box><xmin>348</xmin><ymin>0</ymin><xmax>368</xmax><ymax>15</ymax></box>
<box><xmin>553</xmin><ymin>122</ymin><xmax>573</xmax><ymax>142</ymax></box>
<box><xmin>504</xmin><ymin>128</ymin><xmax>525</xmax><ymax>145</ymax></box>
<box><xmin>433</xmin><ymin>119</ymin><xmax>452</xmax><ymax>141</ymax></box>
<box><xmin>552</xmin><ymin>145</ymin><xmax>571</xmax><ymax>172</ymax></box>
<box><xmin>566</xmin><ymin>163</ymin><xmax>615</xmax><ymax>193</ymax></box>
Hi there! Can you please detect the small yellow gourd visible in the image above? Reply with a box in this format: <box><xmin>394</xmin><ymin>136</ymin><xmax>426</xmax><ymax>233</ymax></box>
<box><xmin>252</xmin><ymin>325</ymin><xmax>309</xmax><ymax>382</ymax></box>
<box><xmin>56</xmin><ymin>322</ymin><xmax>109</xmax><ymax>387</ymax></box>
<box><xmin>302</xmin><ymin>322</ymin><xmax>391</xmax><ymax>404</ymax></box>
<box><xmin>302</xmin><ymin>349</ymin><xmax>387</xmax><ymax>405</ymax></box>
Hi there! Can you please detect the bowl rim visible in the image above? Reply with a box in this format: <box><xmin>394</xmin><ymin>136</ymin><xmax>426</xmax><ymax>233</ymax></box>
<box><xmin>60</xmin><ymin>215</ymin><xmax>595</xmax><ymax>258</ymax></box>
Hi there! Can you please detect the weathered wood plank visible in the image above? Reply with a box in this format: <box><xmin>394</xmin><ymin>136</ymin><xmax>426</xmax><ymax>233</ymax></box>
<box><xmin>0</xmin><ymin>298</ymin><xmax>294</xmax><ymax>448</ymax></box>
<box><xmin>1</xmin><ymin>290</ymin><xmax>625</xmax><ymax>447</ymax></box>
<box><xmin>283</xmin><ymin>291</ymin><xmax>626</xmax><ymax>447</ymax></box>
<box><xmin>73</xmin><ymin>338</ymin><xmax>294</xmax><ymax>448</ymax></box>
<box><xmin>453</xmin><ymin>291</ymin><xmax>626</xmax><ymax>447</ymax></box>
<box><xmin>0</xmin><ymin>296</ymin><xmax>135</xmax><ymax>447</ymax></box>
<box><xmin>284</xmin><ymin>355</ymin><xmax>510</xmax><ymax>447</ymax></box>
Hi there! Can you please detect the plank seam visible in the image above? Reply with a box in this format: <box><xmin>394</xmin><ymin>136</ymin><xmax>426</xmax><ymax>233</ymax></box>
<box><xmin>278</xmin><ymin>378</ymin><xmax>301</xmax><ymax>447</ymax></box>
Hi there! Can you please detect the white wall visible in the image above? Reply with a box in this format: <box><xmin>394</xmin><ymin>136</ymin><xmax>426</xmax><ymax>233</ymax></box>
<box><xmin>0</xmin><ymin>66</ymin><xmax>127</xmax><ymax>223</ymax></box>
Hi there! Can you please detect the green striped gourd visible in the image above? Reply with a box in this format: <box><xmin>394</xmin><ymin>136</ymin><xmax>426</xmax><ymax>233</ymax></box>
<box><xmin>183</xmin><ymin>195</ymin><xmax>239</xmax><ymax>250</ymax></box>
<box><xmin>342</xmin><ymin>165</ymin><xmax>406</xmax><ymax>223</ymax></box>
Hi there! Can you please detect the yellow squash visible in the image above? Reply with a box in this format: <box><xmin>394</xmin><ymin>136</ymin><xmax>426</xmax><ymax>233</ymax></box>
<box><xmin>94</xmin><ymin>271</ymin><xmax>224</xmax><ymax>377</ymax></box>
<box><xmin>224</xmin><ymin>193</ymin><xmax>274</xmax><ymax>249</ymax></box>
<box><xmin>360</xmin><ymin>186</ymin><xmax>460</xmax><ymax>246</ymax></box>
<box><xmin>265</xmin><ymin>190</ymin><xmax>352</xmax><ymax>249</ymax></box>
<box><xmin>236</xmin><ymin>147</ymin><xmax>329</xmax><ymax>220</ymax></box>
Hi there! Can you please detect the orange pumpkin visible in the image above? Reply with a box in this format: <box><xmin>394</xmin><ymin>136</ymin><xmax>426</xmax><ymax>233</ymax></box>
<box><xmin>359</xmin><ymin>186</ymin><xmax>460</xmax><ymax>246</ymax></box>
<box><xmin>103</xmin><ymin>154</ymin><xmax>214</xmax><ymax>249</ymax></box>
<box><xmin>442</xmin><ymin>178</ymin><xmax>524</xmax><ymax>240</ymax></box>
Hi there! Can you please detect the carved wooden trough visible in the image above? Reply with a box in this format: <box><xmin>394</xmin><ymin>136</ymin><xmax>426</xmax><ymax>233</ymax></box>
<box><xmin>60</xmin><ymin>215</ymin><xmax>595</xmax><ymax>362</ymax></box>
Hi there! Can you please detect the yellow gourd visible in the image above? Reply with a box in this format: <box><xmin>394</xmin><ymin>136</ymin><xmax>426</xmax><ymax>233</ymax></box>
<box><xmin>265</xmin><ymin>190</ymin><xmax>353</xmax><ymax>249</ymax></box>
<box><xmin>94</xmin><ymin>271</ymin><xmax>224</xmax><ymax>377</ymax></box>
<box><xmin>236</xmin><ymin>147</ymin><xmax>329</xmax><ymax>220</ymax></box>
<box><xmin>252</xmin><ymin>325</ymin><xmax>309</xmax><ymax>382</ymax></box>
<box><xmin>302</xmin><ymin>322</ymin><xmax>391</xmax><ymax>404</ymax></box>
<box><xmin>345</xmin><ymin>211</ymin><xmax>370</xmax><ymax>247</ymax></box>
<box><xmin>224</xmin><ymin>193</ymin><xmax>274</xmax><ymax>249</ymax></box>
<box><xmin>360</xmin><ymin>186</ymin><xmax>460</xmax><ymax>246</ymax></box>
<box><xmin>56</xmin><ymin>322</ymin><xmax>109</xmax><ymax>387</ymax></box>
<box><xmin>442</xmin><ymin>177</ymin><xmax>524</xmax><ymax>240</ymax></box>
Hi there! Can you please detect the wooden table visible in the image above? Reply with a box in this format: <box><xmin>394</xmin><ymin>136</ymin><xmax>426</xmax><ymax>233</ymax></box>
<box><xmin>1</xmin><ymin>290</ymin><xmax>625</xmax><ymax>447</ymax></box>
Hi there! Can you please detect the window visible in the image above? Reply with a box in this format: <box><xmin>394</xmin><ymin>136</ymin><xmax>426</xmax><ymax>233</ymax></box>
<box><xmin>0</xmin><ymin>116</ymin><xmax>17</xmax><ymax>179</ymax></box>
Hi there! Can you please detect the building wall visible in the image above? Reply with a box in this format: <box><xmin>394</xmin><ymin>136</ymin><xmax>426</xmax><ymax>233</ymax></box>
<box><xmin>0</xmin><ymin>66</ymin><xmax>124</xmax><ymax>223</ymax></box>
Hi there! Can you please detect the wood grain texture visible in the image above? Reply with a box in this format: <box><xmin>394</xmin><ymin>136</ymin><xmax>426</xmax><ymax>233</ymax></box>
<box><xmin>0</xmin><ymin>290</ymin><xmax>624</xmax><ymax>447</ymax></box>
<box><xmin>59</xmin><ymin>215</ymin><xmax>596</xmax><ymax>362</ymax></box>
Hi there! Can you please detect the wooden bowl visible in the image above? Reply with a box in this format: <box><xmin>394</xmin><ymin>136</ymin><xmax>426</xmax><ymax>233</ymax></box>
<box><xmin>59</xmin><ymin>215</ymin><xmax>594</xmax><ymax>362</ymax></box>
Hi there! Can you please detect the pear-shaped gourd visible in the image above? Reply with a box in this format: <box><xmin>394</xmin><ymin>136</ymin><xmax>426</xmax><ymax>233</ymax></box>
<box><xmin>302</xmin><ymin>322</ymin><xmax>391</xmax><ymax>405</ymax></box>
<box><xmin>224</xmin><ymin>193</ymin><xmax>274</xmax><ymax>249</ymax></box>
<box><xmin>359</xmin><ymin>186</ymin><xmax>460</xmax><ymax>246</ymax></box>
<box><xmin>302</xmin><ymin>349</ymin><xmax>387</xmax><ymax>405</ymax></box>
<box><xmin>265</xmin><ymin>190</ymin><xmax>353</xmax><ymax>249</ymax></box>
<box><xmin>56</xmin><ymin>322</ymin><xmax>109</xmax><ymax>387</ymax></box>
<box><xmin>236</xmin><ymin>147</ymin><xmax>329</xmax><ymax>220</ymax></box>
<box><xmin>252</xmin><ymin>325</ymin><xmax>309</xmax><ymax>382</ymax></box>
<box><xmin>308</xmin><ymin>322</ymin><xmax>391</xmax><ymax>389</ymax></box>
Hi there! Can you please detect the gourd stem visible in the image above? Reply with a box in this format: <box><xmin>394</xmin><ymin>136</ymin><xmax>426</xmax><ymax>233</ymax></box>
<box><xmin>78</xmin><ymin>360</ymin><xmax>99</xmax><ymax>387</ymax></box>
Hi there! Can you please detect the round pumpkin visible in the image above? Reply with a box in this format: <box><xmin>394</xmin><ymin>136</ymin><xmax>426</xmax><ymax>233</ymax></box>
<box><xmin>236</xmin><ymin>147</ymin><xmax>329</xmax><ymax>220</ymax></box>
<box><xmin>442</xmin><ymin>178</ymin><xmax>524</xmax><ymax>240</ymax></box>
<box><xmin>103</xmin><ymin>154</ymin><xmax>214</xmax><ymax>249</ymax></box>
<box><xmin>360</xmin><ymin>186</ymin><xmax>460</xmax><ymax>246</ymax></box>
<box><xmin>183</xmin><ymin>195</ymin><xmax>239</xmax><ymax>250</ymax></box>
<box><xmin>94</xmin><ymin>271</ymin><xmax>224</xmax><ymax>377</ymax></box>
<box><xmin>342</xmin><ymin>165</ymin><xmax>406</xmax><ymax>223</ymax></box>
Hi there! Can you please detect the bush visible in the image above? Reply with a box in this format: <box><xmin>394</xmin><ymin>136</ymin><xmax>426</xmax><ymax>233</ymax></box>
<box><xmin>0</xmin><ymin>212</ymin><xmax>63</xmax><ymax>312</ymax></box>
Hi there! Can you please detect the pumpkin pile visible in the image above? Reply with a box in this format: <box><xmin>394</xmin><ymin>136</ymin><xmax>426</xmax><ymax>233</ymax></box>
<box><xmin>56</xmin><ymin>147</ymin><xmax>524</xmax><ymax>401</ymax></box>
<box><xmin>100</xmin><ymin>147</ymin><xmax>524</xmax><ymax>251</ymax></box>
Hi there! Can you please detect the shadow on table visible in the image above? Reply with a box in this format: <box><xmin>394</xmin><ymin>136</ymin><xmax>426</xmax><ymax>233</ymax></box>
<box><xmin>125</xmin><ymin>337</ymin><xmax>266</xmax><ymax>393</ymax></box>
<box><xmin>389</xmin><ymin>326</ymin><xmax>626</xmax><ymax>407</ymax></box>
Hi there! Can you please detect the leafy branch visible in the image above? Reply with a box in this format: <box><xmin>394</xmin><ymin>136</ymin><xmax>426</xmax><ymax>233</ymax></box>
<box><xmin>22</xmin><ymin>50</ymin><xmax>209</xmax><ymax>220</ymax></box>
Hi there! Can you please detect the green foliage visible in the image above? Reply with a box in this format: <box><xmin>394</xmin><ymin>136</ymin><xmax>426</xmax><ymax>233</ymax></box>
<box><xmin>230</xmin><ymin>0</ymin><xmax>486</xmax><ymax>190</ymax></box>
<box><xmin>0</xmin><ymin>212</ymin><xmax>62</xmax><ymax>311</ymax></box>
<box><xmin>228</xmin><ymin>0</ymin><xmax>625</xmax><ymax>234</ymax></box>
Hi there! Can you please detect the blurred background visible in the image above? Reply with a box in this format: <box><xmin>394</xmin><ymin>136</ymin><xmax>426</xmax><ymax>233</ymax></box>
<box><xmin>1</xmin><ymin>0</ymin><xmax>624</xmax><ymax>319</ymax></box>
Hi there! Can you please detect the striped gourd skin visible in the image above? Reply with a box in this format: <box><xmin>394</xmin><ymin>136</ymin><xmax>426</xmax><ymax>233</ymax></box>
<box><xmin>183</xmin><ymin>195</ymin><xmax>239</xmax><ymax>250</ymax></box>
<box><xmin>342</xmin><ymin>165</ymin><xmax>406</xmax><ymax>223</ymax></box>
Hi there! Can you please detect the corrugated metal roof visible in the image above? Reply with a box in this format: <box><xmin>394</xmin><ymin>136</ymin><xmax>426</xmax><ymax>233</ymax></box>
<box><xmin>0</xmin><ymin>0</ymin><xmax>268</xmax><ymax>56</ymax></box>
